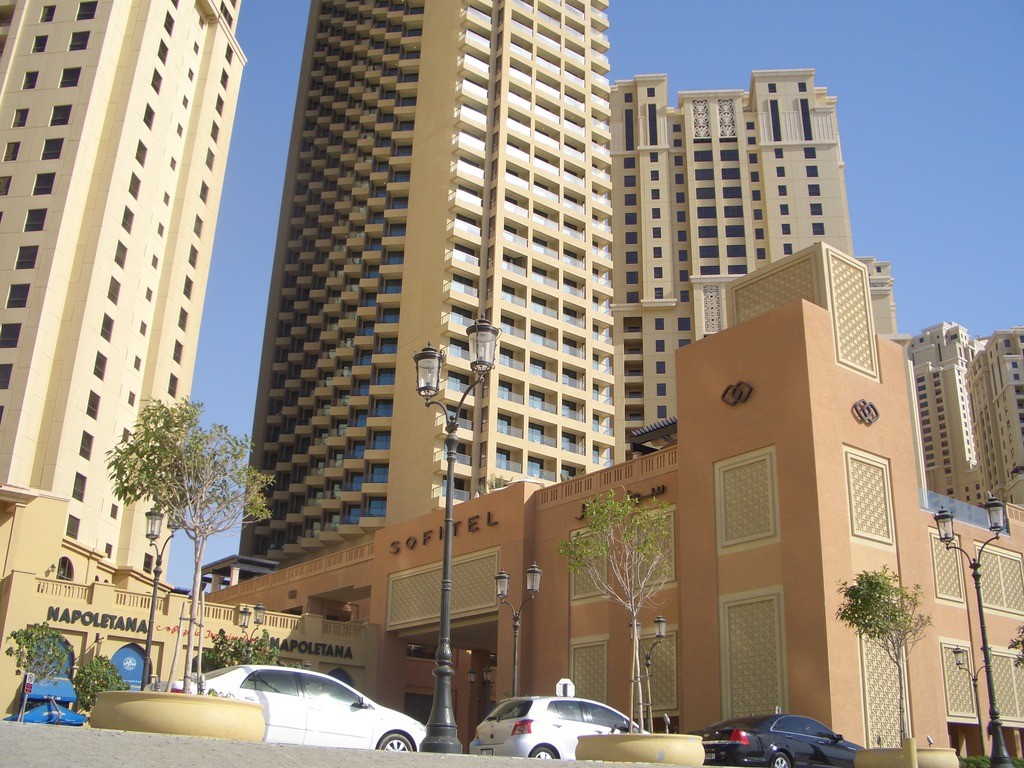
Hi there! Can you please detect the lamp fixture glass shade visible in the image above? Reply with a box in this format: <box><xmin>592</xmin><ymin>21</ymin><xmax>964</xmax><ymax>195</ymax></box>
<box><xmin>934</xmin><ymin>506</ymin><xmax>955</xmax><ymax>542</ymax></box>
<box><xmin>144</xmin><ymin>508</ymin><xmax>163</xmax><ymax>541</ymax></box>
<box><xmin>952</xmin><ymin>646</ymin><xmax>967</xmax><ymax>669</ymax></box>
<box><xmin>238</xmin><ymin>604</ymin><xmax>252</xmax><ymax>630</ymax></box>
<box><xmin>413</xmin><ymin>343</ymin><xmax>442</xmax><ymax>399</ymax></box>
<box><xmin>467</xmin><ymin>317</ymin><xmax>499</xmax><ymax>373</ymax></box>
<box><xmin>253</xmin><ymin>601</ymin><xmax>266</xmax><ymax>627</ymax></box>
<box><xmin>495</xmin><ymin>569</ymin><xmax>510</xmax><ymax>600</ymax></box>
<box><xmin>483</xmin><ymin>666</ymin><xmax>491</xmax><ymax>684</ymax></box>
<box><xmin>526</xmin><ymin>562</ymin><xmax>542</xmax><ymax>595</ymax></box>
<box><xmin>985</xmin><ymin>494</ymin><xmax>1007</xmax><ymax>533</ymax></box>
<box><xmin>468</xmin><ymin>667</ymin><xmax>476</xmax><ymax>685</ymax></box>
<box><xmin>654</xmin><ymin>614</ymin><xmax>667</xmax><ymax>639</ymax></box>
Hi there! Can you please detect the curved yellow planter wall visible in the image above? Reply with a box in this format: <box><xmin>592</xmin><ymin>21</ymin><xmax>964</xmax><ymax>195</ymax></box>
<box><xmin>576</xmin><ymin>733</ymin><xmax>706</xmax><ymax>765</ymax></box>
<box><xmin>90</xmin><ymin>691</ymin><xmax>265</xmax><ymax>742</ymax></box>
<box><xmin>854</xmin><ymin>746</ymin><xmax>959</xmax><ymax>768</ymax></box>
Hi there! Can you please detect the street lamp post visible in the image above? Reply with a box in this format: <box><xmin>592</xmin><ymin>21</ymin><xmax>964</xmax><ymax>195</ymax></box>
<box><xmin>237</xmin><ymin>601</ymin><xmax>266</xmax><ymax>663</ymax></box>
<box><xmin>952</xmin><ymin>646</ymin><xmax>987</xmax><ymax>752</ymax></box>
<box><xmin>934</xmin><ymin>495</ymin><xmax>1013</xmax><ymax>768</ymax></box>
<box><xmin>495</xmin><ymin>563</ymin><xmax>542</xmax><ymax>697</ymax></box>
<box><xmin>639</xmin><ymin>615</ymin><xmax>667</xmax><ymax>730</ymax></box>
<box><xmin>141</xmin><ymin>509</ymin><xmax>174</xmax><ymax>690</ymax></box>
<box><xmin>413</xmin><ymin>316</ymin><xmax>500</xmax><ymax>754</ymax></box>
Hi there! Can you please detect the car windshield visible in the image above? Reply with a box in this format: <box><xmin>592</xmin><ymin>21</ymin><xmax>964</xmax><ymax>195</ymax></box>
<box><xmin>486</xmin><ymin>700</ymin><xmax>531</xmax><ymax>721</ymax></box>
<box><xmin>204</xmin><ymin>667</ymin><xmax>235</xmax><ymax>681</ymax></box>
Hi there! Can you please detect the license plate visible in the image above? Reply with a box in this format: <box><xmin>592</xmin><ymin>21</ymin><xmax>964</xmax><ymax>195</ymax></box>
<box><xmin>480</xmin><ymin>748</ymin><xmax>493</xmax><ymax>755</ymax></box>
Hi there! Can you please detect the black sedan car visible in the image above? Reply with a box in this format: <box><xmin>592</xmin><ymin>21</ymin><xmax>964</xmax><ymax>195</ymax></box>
<box><xmin>693</xmin><ymin>714</ymin><xmax>862</xmax><ymax>768</ymax></box>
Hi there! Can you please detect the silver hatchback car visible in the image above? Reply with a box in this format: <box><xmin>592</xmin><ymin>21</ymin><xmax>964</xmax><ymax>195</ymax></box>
<box><xmin>469</xmin><ymin>696</ymin><xmax>633</xmax><ymax>759</ymax></box>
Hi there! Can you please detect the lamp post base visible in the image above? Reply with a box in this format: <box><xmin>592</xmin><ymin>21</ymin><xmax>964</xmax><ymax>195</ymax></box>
<box><xmin>420</xmin><ymin>727</ymin><xmax>462</xmax><ymax>754</ymax></box>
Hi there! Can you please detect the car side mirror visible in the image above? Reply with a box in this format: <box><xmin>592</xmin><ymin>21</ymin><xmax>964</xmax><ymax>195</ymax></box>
<box><xmin>355</xmin><ymin>697</ymin><xmax>371</xmax><ymax>709</ymax></box>
<box><xmin>833</xmin><ymin>734</ymin><xmax>843</xmax><ymax>742</ymax></box>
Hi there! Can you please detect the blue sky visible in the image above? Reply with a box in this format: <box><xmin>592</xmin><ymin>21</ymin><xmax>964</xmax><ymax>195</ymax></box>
<box><xmin>174</xmin><ymin>0</ymin><xmax>1024</xmax><ymax>588</ymax></box>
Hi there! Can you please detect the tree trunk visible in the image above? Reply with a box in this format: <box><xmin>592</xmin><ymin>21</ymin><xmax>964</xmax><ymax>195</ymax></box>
<box><xmin>630</xmin><ymin>620</ymin><xmax>642</xmax><ymax>733</ymax></box>
<box><xmin>895</xmin><ymin>651</ymin><xmax>906</xmax><ymax>741</ymax></box>
<box><xmin>182</xmin><ymin>538</ymin><xmax>207</xmax><ymax>694</ymax></box>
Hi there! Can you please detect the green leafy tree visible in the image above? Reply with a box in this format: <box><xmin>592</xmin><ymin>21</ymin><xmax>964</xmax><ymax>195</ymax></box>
<box><xmin>836</xmin><ymin>566</ymin><xmax>932</xmax><ymax>742</ymax></box>
<box><xmin>107</xmin><ymin>399</ymin><xmax>273</xmax><ymax>694</ymax></box>
<box><xmin>72</xmin><ymin>656</ymin><xmax>128</xmax><ymax>711</ymax></box>
<box><xmin>204</xmin><ymin>629</ymin><xmax>280</xmax><ymax>671</ymax></box>
<box><xmin>558</xmin><ymin>489</ymin><xmax>673</xmax><ymax>732</ymax></box>
<box><xmin>5</xmin><ymin>623</ymin><xmax>68</xmax><ymax>719</ymax></box>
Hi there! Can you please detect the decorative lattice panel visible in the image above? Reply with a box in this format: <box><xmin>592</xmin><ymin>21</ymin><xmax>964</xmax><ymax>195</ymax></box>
<box><xmin>931</xmin><ymin>534</ymin><xmax>964</xmax><ymax>602</ymax></box>
<box><xmin>990</xmin><ymin>652</ymin><xmax>1019</xmax><ymax>721</ymax></box>
<box><xmin>648</xmin><ymin>631</ymin><xmax>678</xmax><ymax>712</ymax></box>
<box><xmin>724</xmin><ymin>596</ymin><xmax>783</xmax><ymax>717</ymax></box>
<box><xmin>732</xmin><ymin>258</ymin><xmax>815</xmax><ymax>325</ymax></box>
<box><xmin>692</xmin><ymin>100</ymin><xmax>709</xmax><ymax>139</ymax></box>
<box><xmin>703</xmin><ymin>284</ymin><xmax>722</xmax><ymax>334</ymax></box>
<box><xmin>571</xmin><ymin>641</ymin><xmax>607</xmax><ymax>703</ymax></box>
<box><xmin>861</xmin><ymin>636</ymin><xmax>902</xmax><ymax>748</ymax></box>
<box><xmin>846</xmin><ymin>452</ymin><xmax>893</xmax><ymax>544</ymax></box>
<box><xmin>828</xmin><ymin>252</ymin><xmax>877</xmax><ymax>376</ymax></box>
<box><xmin>941</xmin><ymin>643</ymin><xmax>977</xmax><ymax>718</ymax></box>
<box><xmin>387</xmin><ymin>551</ymin><xmax>499</xmax><ymax>629</ymax></box>
<box><xmin>718</xmin><ymin>99</ymin><xmax>735</xmax><ymax>138</ymax></box>
<box><xmin>570</xmin><ymin>530</ymin><xmax>604</xmax><ymax>599</ymax></box>
<box><xmin>719</xmin><ymin>453</ymin><xmax>776</xmax><ymax>547</ymax></box>
<box><xmin>980</xmin><ymin>549</ymin><xmax>1024</xmax><ymax>615</ymax></box>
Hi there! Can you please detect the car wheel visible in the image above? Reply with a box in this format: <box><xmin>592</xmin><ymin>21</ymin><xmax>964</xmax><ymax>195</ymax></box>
<box><xmin>770</xmin><ymin>752</ymin><xmax>793</xmax><ymax>768</ymax></box>
<box><xmin>529</xmin><ymin>745</ymin><xmax>559</xmax><ymax>759</ymax></box>
<box><xmin>377</xmin><ymin>732</ymin><xmax>414</xmax><ymax>752</ymax></box>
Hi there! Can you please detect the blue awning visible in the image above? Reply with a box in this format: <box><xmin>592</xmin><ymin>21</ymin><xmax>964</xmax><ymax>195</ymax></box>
<box><xmin>26</xmin><ymin>677</ymin><xmax>76</xmax><ymax>704</ymax></box>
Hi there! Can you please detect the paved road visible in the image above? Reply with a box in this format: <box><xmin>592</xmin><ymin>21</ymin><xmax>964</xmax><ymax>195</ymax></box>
<box><xmin>0</xmin><ymin>720</ymin><xmax>680</xmax><ymax>767</ymax></box>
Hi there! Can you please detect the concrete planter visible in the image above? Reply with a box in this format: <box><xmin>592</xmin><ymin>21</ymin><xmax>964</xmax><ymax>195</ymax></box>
<box><xmin>575</xmin><ymin>732</ymin><xmax>706</xmax><ymax>764</ymax></box>
<box><xmin>854</xmin><ymin>738</ymin><xmax>958</xmax><ymax>768</ymax></box>
<box><xmin>90</xmin><ymin>691</ymin><xmax>265</xmax><ymax>742</ymax></box>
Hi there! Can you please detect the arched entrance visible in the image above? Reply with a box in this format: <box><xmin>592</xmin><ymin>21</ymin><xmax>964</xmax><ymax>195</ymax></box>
<box><xmin>327</xmin><ymin>667</ymin><xmax>354</xmax><ymax>686</ymax></box>
<box><xmin>110</xmin><ymin>644</ymin><xmax>145</xmax><ymax>691</ymax></box>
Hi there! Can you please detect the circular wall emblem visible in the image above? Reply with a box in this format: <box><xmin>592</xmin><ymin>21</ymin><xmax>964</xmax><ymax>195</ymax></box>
<box><xmin>122</xmin><ymin>657</ymin><xmax>138</xmax><ymax>671</ymax></box>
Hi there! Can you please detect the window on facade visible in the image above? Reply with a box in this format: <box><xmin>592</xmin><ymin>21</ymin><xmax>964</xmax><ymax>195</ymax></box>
<box><xmin>23</xmin><ymin>71</ymin><xmax>39</xmax><ymax>89</ymax></box>
<box><xmin>41</xmin><ymin>5</ymin><xmax>56</xmax><ymax>22</ymax></box>
<box><xmin>50</xmin><ymin>104</ymin><xmax>71</xmax><ymax>126</ymax></box>
<box><xmin>812</xmin><ymin>223</ymin><xmax>825</xmax><ymax>236</ymax></box>
<box><xmin>0</xmin><ymin>176</ymin><xmax>9</xmax><ymax>195</ymax></box>
<box><xmin>33</xmin><ymin>35</ymin><xmax>48</xmax><ymax>53</ymax></box>
<box><xmin>121</xmin><ymin>206</ymin><xmax>134</xmax><ymax>232</ymax></box>
<box><xmin>107</xmin><ymin>277</ymin><xmax>120</xmax><ymax>304</ymax></box>
<box><xmin>16</xmin><ymin>246</ymin><xmax>38</xmax><ymax>269</ymax></box>
<box><xmin>25</xmin><ymin>208</ymin><xmax>46</xmax><ymax>231</ymax></box>
<box><xmin>12</xmin><ymin>108</ymin><xmax>28</xmax><ymax>128</ymax></box>
<box><xmin>77</xmin><ymin>2</ymin><xmax>98</xmax><ymax>20</ymax></box>
<box><xmin>72</xmin><ymin>473</ymin><xmax>87</xmax><ymax>502</ymax></box>
<box><xmin>4</xmin><ymin>142</ymin><xmax>21</xmax><ymax>161</ymax></box>
<box><xmin>79</xmin><ymin>432</ymin><xmax>93</xmax><ymax>459</ymax></box>
<box><xmin>0</xmin><ymin>324</ymin><xmax>21</xmax><ymax>348</ymax></box>
<box><xmin>59</xmin><ymin>68</ymin><xmax>82</xmax><ymax>87</ymax></box>
<box><xmin>69</xmin><ymin>31</ymin><xmax>90</xmax><ymax>51</ymax></box>
<box><xmin>33</xmin><ymin>168</ymin><xmax>56</xmax><ymax>195</ymax></box>
<box><xmin>41</xmin><ymin>138</ymin><xmax>63</xmax><ymax>160</ymax></box>
<box><xmin>6</xmin><ymin>284</ymin><xmax>29</xmax><ymax>308</ymax></box>
<box><xmin>136</xmin><ymin>141</ymin><xmax>147</xmax><ymax>165</ymax></box>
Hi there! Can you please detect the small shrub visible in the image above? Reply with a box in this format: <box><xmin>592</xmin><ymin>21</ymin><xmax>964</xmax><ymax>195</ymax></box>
<box><xmin>72</xmin><ymin>655</ymin><xmax>128</xmax><ymax>711</ymax></box>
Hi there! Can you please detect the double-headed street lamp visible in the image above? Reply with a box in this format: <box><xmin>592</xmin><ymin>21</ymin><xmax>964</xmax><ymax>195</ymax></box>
<box><xmin>237</xmin><ymin>601</ymin><xmax>266</xmax><ymax>663</ymax></box>
<box><xmin>952</xmin><ymin>646</ymin><xmax>987</xmax><ymax>751</ymax></box>
<box><xmin>638</xmin><ymin>615</ymin><xmax>667</xmax><ymax>729</ymax></box>
<box><xmin>934</xmin><ymin>495</ymin><xmax>1012</xmax><ymax>768</ymax></box>
<box><xmin>141</xmin><ymin>509</ymin><xmax>174</xmax><ymax>689</ymax></box>
<box><xmin>495</xmin><ymin>563</ymin><xmax>542</xmax><ymax>697</ymax></box>
<box><xmin>413</xmin><ymin>316</ymin><xmax>500</xmax><ymax>754</ymax></box>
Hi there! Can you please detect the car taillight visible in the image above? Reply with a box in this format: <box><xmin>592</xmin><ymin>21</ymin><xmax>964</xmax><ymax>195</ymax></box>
<box><xmin>511</xmin><ymin>719</ymin><xmax>533</xmax><ymax>736</ymax></box>
<box><xmin>727</xmin><ymin>729</ymin><xmax>750</xmax><ymax>745</ymax></box>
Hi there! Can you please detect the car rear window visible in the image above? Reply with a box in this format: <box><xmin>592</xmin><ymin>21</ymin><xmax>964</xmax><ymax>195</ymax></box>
<box><xmin>241</xmin><ymin>669</ymin><xmax>300</xmax><ymax>696</ymax></box>
<box><xmin>487</xmin><ymin>700</ymin><xmax>531</xmax><ymax>721</ymax></box>
<box><xmin>548</xmin><ymin>699</ymin><xmax>585</xmax><ymax>722</ymax></box>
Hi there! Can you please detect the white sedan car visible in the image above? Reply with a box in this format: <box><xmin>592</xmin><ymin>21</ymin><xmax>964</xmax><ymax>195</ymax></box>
<box><xmin>202</xmin><ymin>665</ymin><xmax>425</xmax><ymax>751</ymax></box>
<box><xmin>470</xmin><ymin>696</ymin><xmax>634</xmax><ymax>759</ymax></box>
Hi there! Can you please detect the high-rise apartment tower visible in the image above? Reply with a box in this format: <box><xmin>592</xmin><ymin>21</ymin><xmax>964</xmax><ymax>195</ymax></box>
<box><xmin>969</xmin><ymin>327</ymin><xmax>1024</xmax><ymax>506</ymax></box>
<box><xmin>244</xmin><ymin>0</ymin><xmax>614</xmax><ymax>562</ymax></box>
<box><xmin>609</xmin><ymin>71</ymin><xmax>895</xmax><ymax>435</ymax></box>
<box><xmin>0</xmin><ymin>0</ymin><xmax>244</xmax><ymax>581</ymax></box>
<box><xmin>908</xmin><ymin>323</ymin><xmax>985</xmax><ymax>504</ymax></box>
